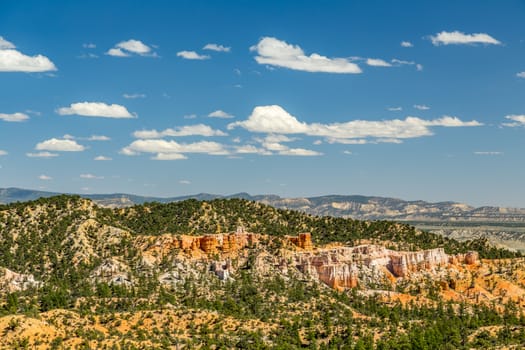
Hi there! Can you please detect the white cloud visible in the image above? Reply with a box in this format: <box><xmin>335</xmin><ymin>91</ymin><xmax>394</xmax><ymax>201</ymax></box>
<box><xmin>228</xmin><ymin>105</ymin><xmax>309</xmax><ymax>134</ymax></box>
<box><xmin>203</xmin><ymin>43</ymin><xmax>230</xmax><ymax>52</ymax></box>
<box><xmin>152</xmin><ymin>153</ymin><xmax>188</xmax><ymax>160</ymax></box>
<box><xmin>57</xmin><ymin>102</ymin><xmax>135</xmax><ymax>118</ymax></box>
<box><xmin>387</xmin><ymin>107</ymin><xmax>402</xmax><ymax>111</ymax></box>
<box><xmin>0</xmin><ymin>150</ymin><xmax>7</xmax><ymax>156</ymax></box>
<box><xmin>208</xmin><ymin>110</ymin><xmax>234</xmax><ymax>119</ymax></box>
<box><xmin>26</xmin><ymin>151</ymin><xmax>58</xmax><ymax>158</ymax></box>
<box><xmin>251</xmin><ymin>37</ymin><xmax>362</xmax><ymax>74</ymax></box>
<box><xmin>122</xmin><ymin>139</ymin><xmax>229</xmax><ymax>160</ymax></box>
<box><xmin>343</xmin><ymin>150</ymin><xmax>353</xmax><ymax>155</ymax></box>
<box><xmin>107</xmin><ymin>39</ymin><xmax>155</xmax><ymax>57</ymax></box>
<box><xmin>391</xmin><ymin>59</ymin><xmax>414</xmax><ymax>65</ymax></box>
<box><xmin>179</xmin><ymin>180</ymin><xmax>191</xmax><ymax>184</ymax></box>
<box><xmin>0</xmin><ymin>36</ymin><xmax>15</xmax><ymax>49</ymax></box>
<box><xmin>430</xmin><ymin>31</ymin><xmax>501</xmax><ymax>46</ymax></box>
<box><xmin>123</xmin><ymin>93</ymin><xmax>146</xmax><ymax>99</ymax></box>
<box><xmin>517</xmin><ymin>72</ymin><xmax>525</xmax><ymax>78</ymax></box>
<box><xmin>63</xmin><ymin>134</ymin><xmax>75</xmax><ymax>140</ymax></box>
<box><xmin>133</xmin><ymin>124</ymin><xmax>227</xmax><ymax>138</ymax></box>
<box><xmin>229</xmin><ymin>105</ymin><xmax>481</xmax><ymax>143</ymax></box>
<box><xmin>414</xmin><ymin>104</ymin><xmax>430</xmax><ymax>110</ymax></box>
<box><xmin>88</xmin><ymin>135</ymin><xmax>111</xmax><ymax>141</ymax></box>
<box><xmin>39</xmin><ymin>174</ymin><xmax>52</xmax><ymax>180</ymax></box>
<box><xmin>401</xmin><ymin>41</ymin><xmax>413</xmax><ymax>48</ymax></box>
<box><xmin>184</xmin><ymin>114</ymin><xmax>197</xmax><ymax>119</ymax></box>
<box><xmin>94</xmin><ymin>155</ymin><xmax>112</xmax><ymax>161</ymax></box>
<box><xmin>0</xmin><ymin>112</ymin><xmax>29</xmax><ymax>122</ymax></box>
<box><xmin>278</xmin><ymin>148</ymin><xmax>322</xmax><ymax>156</ymax></box>
<box><xmin>474</xmin><ymin>151</ymin><xmax>503</xmax><ymax>156</ymax></box>
<box><xmin>235</xmin><ymin>145</ymin><xmax>271</xmax><ymax>155</ymax></box>
<box><xmin>83</xmin><ymin>43</ymin><xmax>96</xmax><ymax>49</ymax></box>
<box><xmin>249</xmin><ymin>134</ymin><xmax>320</xmax><ymax>156</ymax></box>
<box><xmin>416</xmin><ymin>64</ymin><xmax>423</xmax><ymax>71</ymax></box>
<box><xmin>366</xmin><ymin>58</ymin><xmax>392</xmax><ymax>67</ymax></box>
<box><xmin>0</xmin><ymin>36</ymin><xmax>57</xmax><ymax>72</ymax></box>
<box><xmin>502</xmin><ymin>115</ymin><xmax>525</xmax><ymax>127</ymax></box>
<box><xmin>107</xmin><ymin>48</ymin><xmax>128</xmax><ymax>57</ymax></box>
<box><xmin>80</xmin><ymin>173</ymin><xmax>104</xmax><ymax>179</ymax></box>
<box><xmin>35</xmin><ymin>138</ymin><xmax>85</xmax><ymax>152</ymax></box>
<box><xmin>177</xmin><ymin>51</ymin><xmax>210</xmax><ymax>60</ymax></box>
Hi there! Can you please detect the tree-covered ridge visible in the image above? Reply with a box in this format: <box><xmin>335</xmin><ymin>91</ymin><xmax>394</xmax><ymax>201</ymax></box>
<box><xmin>1</xmin><ymin>195</ymin><xmax>525</xmax><ymax>349</ymax></box>
<box><xmin>110</xmin><ymin>198</ymin><xmax>520</xmax><ymax>259</ymax></box>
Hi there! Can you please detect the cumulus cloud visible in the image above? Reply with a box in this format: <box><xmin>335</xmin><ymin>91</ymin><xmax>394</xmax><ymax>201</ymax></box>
<box><xmin>107</xmin><ymin>39</ymin><xmax>155</xmax><ymax>57</ymax></box>
<box><xmin>0</xmin><ymin>37</ymin><xmax>15</xmax><ymax>49</ymax></box>
<box><xmin>0</xmin><ymin>112</ymin><xmax>29</xmax><ymax>122</ymax></box>
<box><xmin>94</xmin><ymin>155</ymin><xmax>112</xmax><ymax>161</ymax></box>
<box><xmin>229</xmin><ymin>105</ymin><xmax>309</xmax><ymax>134</ymax></box>
<box><xmin>401</xmin><ymin>41</ymin><xmax>413</xmax><ymax>47</ymax></box>
<box><xmin>121</xmin><ymin>139</ymin><xmax>229</xmax><ymax>160</ymax></box>
<box><xmin>229</xmin><ymin>105</ymin><xmax>481</xmax><ymax>143</ymax></box>
<box><xmin>0</xmin><ymin>150</ymin><xmax>7</xmax><ymax>156</ymax></box>
<box><xmin>153</xmin><ymin>153</ymin><xmax>188</xmax><ymax>160</ymax></box>
<box><xmin>35</xmin><ymin>138</ymin><xmax>86</xmax><ymax>152</ymax></box>
<box><xmin>0</xmin><ymin>36</ymin><xmax>57</xmax><ymax>72</ymax></box>
<box><xmin>208</xmin><ymin>110</ymin><xmax>234</xmax><ymax>119</ymax></box>
<box><xmin>430</xmin><ymin>31</ymin><xmax>501</xmax><ymax>46</ymax></box>
<box><xmin>249</xmin><ymin>134</ymin><xmax>320</xmax><ymax>156</ymax></box>
<box><xmin>517</xmin><ymin>72</ymin><xmax>525</xmax><ymax>78</ymax></box>
<box><xmin>57</xmin><ymin>102</ymin><xmax>135</xmax><ymax>118</ymax></box>
<box><xmin>234</xmin><ymin>145</ymin><xmax>272</xmax><ymax>155</ymax></box>
<box><xmin>414</xmin><ymin>104</ymin><xmax>430</xmax><ymax>110</ymax></box>
<box><xmin>203</xmin><ymin>43</ymin><xmax>230</xmax><ymax>52</ymax></box>
<box><xmin>39</xmin><ymin>174</ymin><xmax>52</xmax><ymax>180</ymax></box>
<box><xmin>177</xmin><ymin>51</ymin><xmax>210</xmax><ymax>60</ymax></box>
<box><xmin>80</xmin><ymin>173</ymin><xmax>104</xmax><ymax>179</ymax></box>
<box><xmin>502</xmin><ymin>115</ymin><xmax>525</xmax><ymax>127</ymax></box>
<box><xmin>250</xmin><ymin>37</ymin><xmax>362</xmax><ymax>74</ymax></box>
<box><xmin>366</xmin><ymin>58</ymin><xmax>392</xmax><ymax>67</ymax></box>
<box><xmin>133</xmin><ymin>124</ymin><xmax>227</xmax><ymax>138</ymax></box>
<box><xmin>26</xmin><ymin>151</ymin><xmax>58</xmax><ymax>158</ymax></box>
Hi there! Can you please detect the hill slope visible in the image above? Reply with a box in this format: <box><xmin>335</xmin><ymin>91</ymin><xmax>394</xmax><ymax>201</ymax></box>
<box><xmin>1</xmin><ymin>196</ymin><xmax>525</xmax><ymax>348</ymax></box>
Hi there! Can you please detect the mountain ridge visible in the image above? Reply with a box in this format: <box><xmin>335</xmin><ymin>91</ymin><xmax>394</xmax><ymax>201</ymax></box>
<box><xmin>1</xmin><ymin>187</ymin><xmax>524</xmax><ymax>222</ymax></box>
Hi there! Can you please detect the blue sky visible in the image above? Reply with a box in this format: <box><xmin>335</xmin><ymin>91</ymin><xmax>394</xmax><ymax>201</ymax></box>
<box><xmin>1</xmin><ymin>0</ymin><xmax>525</xmax><ymax>207</ymax></box>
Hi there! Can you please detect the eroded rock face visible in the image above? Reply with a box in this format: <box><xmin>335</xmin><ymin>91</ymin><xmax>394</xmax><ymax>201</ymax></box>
<box><xmin>287</xmin><ymin>233</ymin><xmax>313</xmax><ymax>250</ymax></box>
<box><xmin>464</xmin><ymin>251</ymin><xmax>479</xmax><ymax>265</ymax></box>
<box><xmin>134</xmin><ymin>232</ymin><xmax>478</xmax><ymax>291</ymax></box>
<box><xmin>135</xmin><ymin>232</ymin><xmax>260</xmax><ymax>264</ymax></box>
<box><xmin>90</xmin><ymin>258</ymin><xmax>132</xmax><ymax>286</ymax></box>
<box><xmin>294</xmin><ymin>245</ymin><xmax>465</xmax><ymax>289</ymax></box>
<box><xmin>390</xmin><ymin>248</ymin><xmax>449</xmax><ymax>277</ymax></box>
<box><xmin>0</xmin><ymin>268</ymin><xmax>41</xmax><ymax>292</ymax></box>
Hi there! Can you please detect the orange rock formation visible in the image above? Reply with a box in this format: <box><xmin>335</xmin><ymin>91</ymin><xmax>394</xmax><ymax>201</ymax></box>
<box><xmin>287</xmin><ymin>233</ymin><xmax>313</xmax><ymax>250</ymax></box>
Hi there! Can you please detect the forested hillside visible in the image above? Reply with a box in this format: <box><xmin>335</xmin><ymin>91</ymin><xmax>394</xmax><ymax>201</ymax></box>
<box><xmin>0</xmin><ymin>196</ymin><xmax>524</xmax><ymax>349</ymax></box>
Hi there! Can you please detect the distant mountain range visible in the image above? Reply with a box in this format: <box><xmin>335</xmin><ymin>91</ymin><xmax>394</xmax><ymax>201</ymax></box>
<box><xmin>2</xmin><ymin>187</ymin><xmax>525</xmax><ymax>223</ymax></box>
